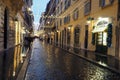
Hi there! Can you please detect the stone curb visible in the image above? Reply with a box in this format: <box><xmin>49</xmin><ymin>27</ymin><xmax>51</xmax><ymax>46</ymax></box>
<box><xmin>62</xmin><ymin>48</ymin><xmax>120</xmax><ymax>75</ymax></box>
<box><xmin>16</xmin><ymin>49</ymin><xmax>31</xmax><ymax>80</ymax></box>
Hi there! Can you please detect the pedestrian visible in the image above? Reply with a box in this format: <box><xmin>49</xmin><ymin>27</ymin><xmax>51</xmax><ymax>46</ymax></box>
<box><xmin>47</xmin><ymin>37</ymin><xmax>50</xmax><ymax>43</ymax></box>
<box><xmin>24</xmin><ymin>37</ymin><xmax>30</xmax><ymax>50</ymax></box>
<box><xmin>24</xmin><ymin>36</ymin><xmax>34</xmax><ymax>49</ymax></box>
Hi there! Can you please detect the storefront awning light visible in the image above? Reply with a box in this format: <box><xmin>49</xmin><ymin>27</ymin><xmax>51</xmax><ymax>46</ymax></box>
<box><xmin>92</xmin><ymin>26</ymin><xmax>108</xmax><ymax>33</ymax></box>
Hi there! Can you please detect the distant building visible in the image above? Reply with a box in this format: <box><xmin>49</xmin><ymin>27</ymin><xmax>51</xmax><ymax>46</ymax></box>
<box><xmin>38</xmin><ymin>0</ymin><xmax>56</xmax><ymax>43</ymax></box>
<box><xmin>39</xmin><ymin>12</ymin><xmax>45</xmax><ymax>31</ymax></box>
<box><xmin>44</xmin><ymin>0</ymin><xmax>56</xmax><ymax>32</ymax></box>
<box><xmin>22</xmin><ymin>0</ymin><xmax>34</xmax><ymax>33</ymax></box>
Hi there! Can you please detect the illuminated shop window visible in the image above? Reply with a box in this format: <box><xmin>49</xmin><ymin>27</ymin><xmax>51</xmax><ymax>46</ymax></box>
<box><xmin>97</xmin><ymin>32</ymin><xmax>107</xmax><ymax>46</ymax></box>
<box><xmin>103</xmin><ymin>32</ymin><xmax>107</xmax><ymax>46</ymax></box>
<box><xmin>98</xmin><ymin>32</ymin><xmax>103</xmax><ymax>45</ymax></box>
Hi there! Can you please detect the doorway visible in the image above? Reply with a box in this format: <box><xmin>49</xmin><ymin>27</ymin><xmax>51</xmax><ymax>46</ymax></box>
<box><xmin>74</xmin><ymin>27</ymin><xmax>80</xmax><ymax>52</ymax></box>
<box><xmin>74</xmin><ymin>27</ymin><xmax>80</xmax><ymax>48</ymax></box>
<box><xmin>115</xmin><ymin>25</ymin><xmax>120</xmax><ymax>59</ymax></box>
<box><xmin>95</xmin><ymin>32</ymin><xmax>108</xmax><ymax>54</ymax></box>
<box><xmin>4</xmin><ymin>8</ymin><xmax>9</xmax><ymax>49</ymax></box>
<box><xmin>67</xmin><ymin>28</ymin><xmax>71</xmax><ymax>49</ymax></box>
<box><xmin>84</xmin><ymin>25</ymin><xmax>88</xmax><ymax>49</ymax></box>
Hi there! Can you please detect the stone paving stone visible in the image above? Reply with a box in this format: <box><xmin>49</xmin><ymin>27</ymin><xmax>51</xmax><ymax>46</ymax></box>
<box><xmin>25</xmin><ymin>39</ymin><xmax>120</xmax><ymax>80</ymax></box>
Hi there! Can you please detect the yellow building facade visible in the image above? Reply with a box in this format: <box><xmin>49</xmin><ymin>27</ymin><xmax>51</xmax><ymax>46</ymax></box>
<box><xmin>0</xmin><ymin>0</ymin><xmax>25</xmax><ymax>79</ymax></box>
<box><xmin>54</xmin><ymin>0</ymin><xmax>119</xmax><ymax>59</ymax></box>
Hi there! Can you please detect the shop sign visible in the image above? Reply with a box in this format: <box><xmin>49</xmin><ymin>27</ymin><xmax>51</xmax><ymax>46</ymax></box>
<box><xmin>97</xmin><ymin>20</ymin><xmax>108</xmax><ymax>28</ymax></box>
<box><xmin>92</xmin><ymin>17</ymin><xmax>111</xmax><ymax>33</ymax></box>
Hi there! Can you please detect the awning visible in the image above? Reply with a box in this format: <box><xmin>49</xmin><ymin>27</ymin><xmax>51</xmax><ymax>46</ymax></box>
<box><xmin>92</xmin><ymin>26</ymin><xmax>108</xmax><ymax>33</ymax></box>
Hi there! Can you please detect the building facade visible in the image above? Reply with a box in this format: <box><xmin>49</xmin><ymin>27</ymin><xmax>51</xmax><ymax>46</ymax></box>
<box><xmin>23</xmin><ymin>0</ymin><xmax>34</xmax><ymax>32</ymax></box>
<box><xmin>0</xmin><ymin>0</ymin><xmax>35</xmax><ymax>79</ymax></box>
<box><xmin>0</xmin><ymin>0</ymin><xmax>26</xmax><ymax>79</ymax></box>
<box><xmin>42</xmin><ymin>0</ymin><xmax>56</xmax><ymax>43</ymax></box>
<box><xmin>51</xmin><ymin>0</ymin><xmax>120</xmax><ymax>59</ymax></box>
<box><xmin>0</xmin><ymin>0</ymin><xmax>24</xmax><ymax>50</ymax></box>
<box><xmin>38</xmin><ymin>12</ymin><xmax>45</xmax><ymax>38</ymax></box>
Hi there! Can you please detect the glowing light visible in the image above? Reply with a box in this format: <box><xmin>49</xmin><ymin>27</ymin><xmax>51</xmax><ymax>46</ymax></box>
<box><xmin>103</xmin><ymin>32</ymin><xmax>107</xmax><ymax>46</ymax></box>
<box><xmin>98</xmin><ymin>17</ymin><xmax>102</xmax><ymax>20</ymax></box>
<box><xmin>47</xmin><ymin>21</ymin><xmax>50</xmax><ymax>24</ymax></box>
<box><xmin>98</xmin><ymin>17</ymin><xmax>109</xmax><ymax>22</ymax></box>
<box><xmin>13</xmin><ymin>71</ymin><xmax>16</xmax><ymax>77</ymax></box>
<box><xmin>87</xmin><ymin>20</ymin><xmax>91</xmax><ymax>24</ymax></box>
<box><xmin>57</xmin><ymin>30</ymin><xmax>59</xmax><ymax>32</ymax></box>
<box><xmin>98</xmin><ymin>61</ymin><xmax>107</xmax><ymax>67</ymax></box>
<box><xmin>68</xmin><ymin>27</ymin><xmax>71</xmax><ymax>29</ymax></box>
<box><xmin>27</xmin><ymin>7</ymin><xmax>31</xmax><ymax>11</ymax></box>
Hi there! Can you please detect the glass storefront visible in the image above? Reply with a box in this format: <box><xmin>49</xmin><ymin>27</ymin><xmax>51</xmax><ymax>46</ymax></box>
<box><xmin>97</xmin><ymin>32</ymin><xmax>107</xmax><ymax>46</ymax></box>
<box><xmin>92</xmin><ymin>17</ymin><xmax>112</xmax><ymax>54</ymax></box>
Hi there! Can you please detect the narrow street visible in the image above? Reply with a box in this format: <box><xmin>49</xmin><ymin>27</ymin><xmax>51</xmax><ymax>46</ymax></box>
<box><xmin>25</xmin><ymin>39</ymin><xmax>120</xmax><ymax>80</ymax></box>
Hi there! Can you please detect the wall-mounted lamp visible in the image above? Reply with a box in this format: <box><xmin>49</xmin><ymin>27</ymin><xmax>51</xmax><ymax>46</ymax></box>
<box><xmin>87</xmin><ymin>17</ymin><xmax>94</xmax><ymax>21</ymax></box>
<box><xmin>27</xmin><ymin>7</ymin><xmax>31</xmax><ymax>11</ymax></box>
<box><xmin>68</xmin><ymin>25</ymin><xmax>72</xmax><ymax>30</ymax></box>
<box><xmin>47</xmin><ymin>21</ymin><xmax>50</xmax><ymax>24</ymax></box>
<box><xmin>87</xmin><ymin>17</ymin><xmax>94</xmax><ymax>24</ymax></box>
<box><xmin>57</xmin><ymin>30</ymin><xmax>59</xmax><ymax>32</ymax></box>
<box><xmin>68</xmin><ymin>26</ymin><xmax>71</xmax><ymax>30</ymax></box>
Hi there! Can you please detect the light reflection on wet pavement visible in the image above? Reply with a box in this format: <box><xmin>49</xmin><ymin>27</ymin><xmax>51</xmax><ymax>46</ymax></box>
<box><xmin>25</xmin><ymin>39</ymin><xmax>120</xmax><ymax>80</ymax></box>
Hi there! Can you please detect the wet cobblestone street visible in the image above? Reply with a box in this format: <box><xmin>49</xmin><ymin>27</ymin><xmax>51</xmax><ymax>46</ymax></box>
<box><xmin>25</xmin><ymin>39</ymin><xmax>120</xmax><ymax>80</ymax></box>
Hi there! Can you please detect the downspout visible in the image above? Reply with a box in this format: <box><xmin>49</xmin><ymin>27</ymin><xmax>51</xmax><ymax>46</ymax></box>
<box><xmin>115</xmin><ymin>0</ymin><xmax>120</xmax><ymax>58</ymax></box>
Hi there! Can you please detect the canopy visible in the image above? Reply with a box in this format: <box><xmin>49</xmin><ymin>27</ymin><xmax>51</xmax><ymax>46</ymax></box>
<box><xmin>92</xmin><ymin>26</ymin><xmax>108</xmax><ymax>33</ymax></box>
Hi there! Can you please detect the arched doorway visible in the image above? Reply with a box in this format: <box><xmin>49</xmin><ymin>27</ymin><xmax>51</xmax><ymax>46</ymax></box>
<box><xmin>4</xmin><ymin>7</ymin><xmax>9</xmax><ymax>49</ymax></box>
<box><xmin>74</xmin><ymin>26</ymin><xmax>80</xmax><ymax>49</ymax></box>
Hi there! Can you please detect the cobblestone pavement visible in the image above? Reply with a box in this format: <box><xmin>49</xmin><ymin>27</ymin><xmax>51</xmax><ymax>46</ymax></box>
<box><xmin>25</xmin><ymin>39</ymin><xmax>120</xmax><ymax>80</ymax></box>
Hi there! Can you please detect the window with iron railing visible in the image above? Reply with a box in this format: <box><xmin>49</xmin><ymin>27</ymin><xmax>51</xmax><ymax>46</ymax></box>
<box><xmin>99</xmin><ymin>0</ymin><xmax>114</xmax><ymax>7</ymax></box>
<box><xmin>60</xmin><ymin>19</ymin><xmax>62</xmax><ymax>26</ymax></box>
<box><xmin>64</xmin><ymin>0</ymin><xmax>71</xmax><ymax>11</ymax></box>
<box><xmin>64</xmin><ymin>15</ymin><xmax>70</xmax><ymax>24</ymax></box>
<box><xmin>84</xmin><ymin>0</ymin><xmax>91</xmax><ymax>15</ymax></box>
<box><xmin>73</xmin><ymin>8</ymin><xmax>79</xmax><ymax>20</ymax></box>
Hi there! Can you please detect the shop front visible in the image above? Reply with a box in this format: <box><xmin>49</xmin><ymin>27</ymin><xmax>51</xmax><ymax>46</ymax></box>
<box><xmin>92</xmin><ymin>17</ymin><xmax>112</xmax><ymax>54</ymax></box>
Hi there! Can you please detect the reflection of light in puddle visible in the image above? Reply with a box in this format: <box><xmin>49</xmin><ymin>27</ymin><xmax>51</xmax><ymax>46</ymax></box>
<box><xmin>85</xmin><ymin>61</ymin><xmax>108</xmax><ymax>80</ymax></box>
<box><xmin>86</xmin><ymin>64</ymin><xmax>108</xmax><ymax>80</ymax></box>
<box><xmin>98</xmin><ymin>61</ymin><xmax>108</xmax><ymax>67</ymax></box>
<box><xmin>13</xmin><ymin>71</ymin><xmax>16</xmax><ymax>77</ymax></box>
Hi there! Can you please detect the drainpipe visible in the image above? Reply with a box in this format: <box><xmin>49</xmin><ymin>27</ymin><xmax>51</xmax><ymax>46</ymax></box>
<box><xmin>115</xmin><ymin>0</ymin><xmax>120</xmax><ymax>58</ymax></box>
<box><xmin>118</xmin><ymin>0</ymin><xmax>120</xmax><ymax>21</ymax></box>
